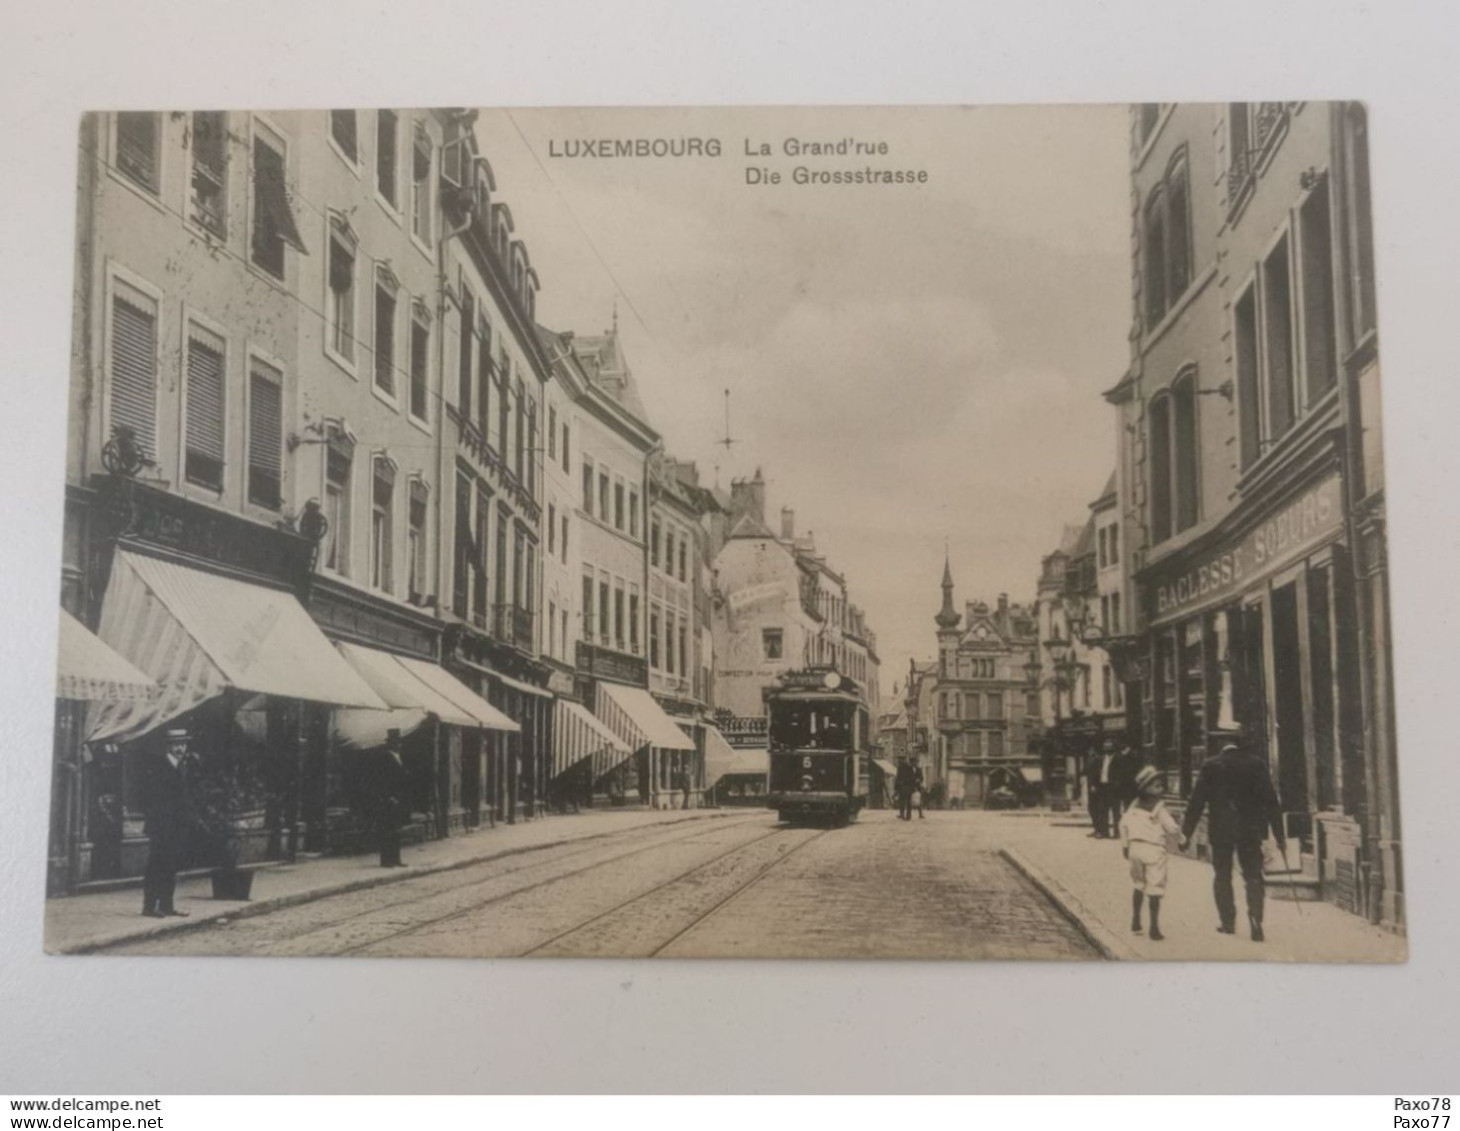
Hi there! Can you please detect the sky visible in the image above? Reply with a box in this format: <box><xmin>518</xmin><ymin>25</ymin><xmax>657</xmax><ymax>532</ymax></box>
<box><xmin>472</xmin><ymin>106</ymin><xmax>1132</xmax><ymax>694</ymax></box>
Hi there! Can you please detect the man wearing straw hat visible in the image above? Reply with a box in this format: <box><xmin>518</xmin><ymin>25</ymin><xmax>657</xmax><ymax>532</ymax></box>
<box><xmin>1181</xmin><ymin>740</ymin><xmax>1286</xmax><ymax>942</ymax></box>
<box><xmin>140</xmin><ymin>728</ymin><xmax>195</xmax><ymax>918</ymax></box>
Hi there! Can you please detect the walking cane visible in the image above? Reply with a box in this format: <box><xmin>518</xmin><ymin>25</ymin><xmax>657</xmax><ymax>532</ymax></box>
<box><xmin>1279</xmin><ymin>841</ymin><xmax>1305</xmax><ymax>918</ymax></box>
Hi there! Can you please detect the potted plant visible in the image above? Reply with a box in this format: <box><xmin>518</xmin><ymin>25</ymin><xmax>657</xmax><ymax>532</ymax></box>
<box><xmin>190</xmin><ymin>764</ymin><xmax>255</xmax><ymax>901</ymax></box>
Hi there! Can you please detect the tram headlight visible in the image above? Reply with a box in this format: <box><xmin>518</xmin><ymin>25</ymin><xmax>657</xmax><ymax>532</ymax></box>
<box><xmin>800</xmin><ymin>774</ymin><xmax>815</xmax><ymax>792</ymax></box>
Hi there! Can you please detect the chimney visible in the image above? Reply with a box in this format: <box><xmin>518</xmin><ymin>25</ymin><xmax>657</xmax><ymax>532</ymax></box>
<box><xmin>781</xmin><ymin>506</ymin><xmax>795</xmax><ymax>540</ymax></box>
<box><xmin>729</xmin><ymin>468</ymin><xmax>766</xmax><ymax>525</ymax></box>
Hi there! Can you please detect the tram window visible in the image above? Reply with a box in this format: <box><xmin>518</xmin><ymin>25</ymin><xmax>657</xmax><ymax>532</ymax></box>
<box><xmin>771</xmin><ymin>701</ymin><xmax>852</xmax><ymax>749</ymax></box>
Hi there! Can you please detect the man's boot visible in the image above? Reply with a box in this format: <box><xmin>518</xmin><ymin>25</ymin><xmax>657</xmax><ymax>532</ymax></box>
<box><xmin>1247</xmin><ymin>878</ymin><xmax>1266</xmax><ymax>942</ymax></box>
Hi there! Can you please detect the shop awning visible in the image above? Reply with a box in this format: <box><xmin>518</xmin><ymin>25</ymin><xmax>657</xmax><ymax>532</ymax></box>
<box><xmin>552</xmin><ymin>698</ymin><xmax>632</xmax><ymax>779</ymax></box>
<box><xmin>87</xmin><ymin>551</ymin><xmax>386</xmax><ymax>744</ymax></box>
<box><xmin>56</xmin><ymin>609</ymin><xmax>158</xmax><ymax>702</ymax></box>
<box><xmin>490</xmin><ymin>670</ymin><xmax>551</xmax><ymax>698</ymax></box>
<box><xmin>1017</xmin><ymin>766</ymin><xmax>1044</xmax><ymax>784</ymax></box>
<box><xmin>336</xmin><ymin>642</ymin><xmax>476</xmax><ymax>727</ymax></box>
<box><xmin>395</xmin><ymin>657</ymin><xmax>520</xmax><ymax>732</ymax></box>
<box><xmin>702</xmin><ymin>725</ymin><xmax>737</xmax><ymax>789</ymax></box>
<box><xmin>594</xmin><ymin>682</ymin><xmax>696</xmax><ymax>752</ymax></box>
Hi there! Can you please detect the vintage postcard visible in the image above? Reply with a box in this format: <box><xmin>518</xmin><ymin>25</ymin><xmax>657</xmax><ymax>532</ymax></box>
<box><xmin>43</xmin><ymin>104</ymin><xmax>1403</xmax><ymax>961</ymax></box>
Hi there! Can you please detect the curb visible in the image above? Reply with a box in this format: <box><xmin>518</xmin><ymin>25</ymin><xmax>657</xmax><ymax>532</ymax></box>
<box><xmin>48</xmin><ymin>810</ymin><xmax>739</xmax><ymax>955</ymax></box>
<box><xmin>999</xmin><ymin>846</ymin><xmax>1137</xmax><ymax>961</ymax></box>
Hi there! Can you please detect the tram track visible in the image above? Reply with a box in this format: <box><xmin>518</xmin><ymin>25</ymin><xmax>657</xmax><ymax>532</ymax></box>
<box><xmin>322</xmin><ymin>815</ymin><xmax>781</xmax><ymax>957</ymax></box>
<box><xmin>518</xmin><ymin>825</ymin><xmax>830</xmax><ymax>958</ymax></box>
<box><xmin>109</xmin><ymin>813</ymin><xmax>767</xmax><ymax>956</ymax></box>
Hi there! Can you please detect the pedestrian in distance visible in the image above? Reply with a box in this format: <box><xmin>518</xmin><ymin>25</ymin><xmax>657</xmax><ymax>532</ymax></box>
<box><xmin>1086</xmin><ymin>740</ymin><xmax>1117</xmax><ymax>838</ymax></box>
<box><xmin>1120</xmin><ymin>765</ymin><xmax>1186</xmax><ymax>941</ymax></box>
<box><xmin>370</xmin><ymin>728</ymin><xmax>411</xmax><ymax>868</ymax></box>
<box><xmin>913</xmin><ymin>762</ymin><xmax>926</xmax><ymax>819</ymax></box>
<box><xmin>894</xmin><ymin>756</ymin><xmax>915</xmax><ymax>821</ymax></box>
<box><xmin>141</xmin><ymin>727</ymin><xmax>197</xmax><ymax>918</ymax></box>
<box><xmin>1180</xmin><ymin>740</ymin><xmax>1286</xmax><ymax>942</ymax></box>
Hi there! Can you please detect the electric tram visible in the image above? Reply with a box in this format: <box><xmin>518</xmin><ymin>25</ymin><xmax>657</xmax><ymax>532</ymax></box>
<box><xmin>765</xmin><ymin>668</ymin><xmax>870</xmax><ymax>827</ymax></box>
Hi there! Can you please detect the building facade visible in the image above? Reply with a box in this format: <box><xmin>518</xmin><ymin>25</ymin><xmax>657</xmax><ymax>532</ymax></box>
<box><xmin>1108</xmin><ymin>102</ymin><xmax>1398</xmax><ymax>928</ymax></box>
<box><xmin>711</xmin><ymin>471</ymin><xmax>881</xmax><ymax>730</ymax></box>
<box><xmin>932</xmin><ymin>562</ymin><xmax>1041</xmax><ymax>808</ymax></box>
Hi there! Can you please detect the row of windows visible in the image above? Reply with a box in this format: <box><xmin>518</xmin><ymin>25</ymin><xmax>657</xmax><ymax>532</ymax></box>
<box><xmin>1147</xmin><ymin>175</ymin><xmax>1348</xmax><ymax>546</ymax></box>
<box><xmin>581</xmin><ymin>569</ymin><xmax>643</xmax><ymax>658</ymax></box>
<box><xmin>650</xmin><ymin>515</ymin><xmax>691</xmax><ymax>583</ymax></box>
<box><xmin>320</xmin><ymin>444</ymin><xmax>430</xmax><ymax>598</ymax></box>
<box><xmin>952</xmin><ymin>730</ymin><xmax>1009</xmax><ymax>760</ymax></box>
<box><xmin>107</xmin><ymin>273</ymin><xmax>284</xmax><ymax>512</ymax></box>
<box><xmin>649</xmin><ymin>602</ymin><xmax>691</xmax><ymax>679</ymax></box>
<box><xmin>454</xmin><ymin>288</ymin><xmax>539</xmax><ymax>496</ymax></box>
<box><xmin>581</xmin><ymin>457</ymin><xmax>641</xmax><ymax>538</ymax></box>
<box><xmin>112</xmin><ymin>111</ymin><xmax>433</xmax><ymax>284</ymax></box>
<box><xmin>451</xmin><ymin>468</ymin><xmax>536</xmax><ymax>631</ymax></box>
<box><xmin>323</xmin><ymin>225</ymin><xmax>433</xmax><ymax>424</ymax></box>
<box><xmin>1097</xmin><ymin>523</ymin><xmax>1120</xmax><ymax>569</ymax></box>
<box><xmin>939</xmin><ymin>690</ymin><xmax>1013</xmax><ymax>721</ymax></box>
<box><xmin>1100</xmin><ymin>592</ymin><xmax>1123</xmax><ymax>635</ymax></box>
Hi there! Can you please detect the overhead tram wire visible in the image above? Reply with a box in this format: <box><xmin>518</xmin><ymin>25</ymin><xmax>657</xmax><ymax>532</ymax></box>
<box><xmin>502</xmin><ymin>110</ymin><xmax>682</xmax><ymax>398</ymax></box>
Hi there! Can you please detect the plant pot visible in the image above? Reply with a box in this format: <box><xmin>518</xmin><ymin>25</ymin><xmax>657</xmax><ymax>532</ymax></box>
<box><xmin>211</xmin><ymin>867</ymin><xmax>254</xmax><ymax>901</ymax></box>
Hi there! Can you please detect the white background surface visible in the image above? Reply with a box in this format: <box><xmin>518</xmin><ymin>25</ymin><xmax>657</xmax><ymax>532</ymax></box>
<box><xmin>1</xmin><ymin>0</ymin><xmax>1456</xmax><ymax>1095</ymax></box>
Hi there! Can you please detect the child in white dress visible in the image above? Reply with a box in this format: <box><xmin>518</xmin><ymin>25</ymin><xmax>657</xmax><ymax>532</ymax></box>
<box><xmin>1120</xmin><ymin>765</ymin><xmax>1186</xmax><ymax>941</ymax></box>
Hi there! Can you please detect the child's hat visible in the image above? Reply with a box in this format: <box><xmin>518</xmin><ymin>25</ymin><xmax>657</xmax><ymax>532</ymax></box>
<box><xmin>1134</xmin><ymin>765</ymin><xmax>1164</xmax><ymax>792</ymax></box>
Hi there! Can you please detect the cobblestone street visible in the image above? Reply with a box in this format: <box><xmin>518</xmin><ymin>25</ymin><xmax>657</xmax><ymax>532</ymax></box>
<box><xmin>101</xmin><ymin>810</ymin><xmax>1099</xmax><ymax>960</ymax></box>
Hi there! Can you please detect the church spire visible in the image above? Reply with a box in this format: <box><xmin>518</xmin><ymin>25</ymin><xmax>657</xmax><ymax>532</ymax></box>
<box><xmin>935</xmin><ymin>552</ymin><xmax>961</xmax><ymax>630</ymax></box>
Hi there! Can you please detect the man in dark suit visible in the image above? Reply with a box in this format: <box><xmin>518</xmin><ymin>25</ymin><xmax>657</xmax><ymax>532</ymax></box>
<box><xmin>1085</xmin><ymin>741</ymin><xmax>1116</xmax><ymax>837</ymax></box>
<box><xmin>894</xmin><ymin>757</ymin><xmax>915</xmax><ymax>820</ymax></box>
<box><xmin>370</xmin><ymin>729</ymin><xmax>411</xmax><ymax>867</ymax></box>
<box><xmin>141</xmin><ymin>728</ymin><xmax>194</xmax><ymax>918</ymax></box>
<box><xmin>1181</xmin><ymin>741</ymin><xmax>1287</xmax><ymax>941</ymax></box>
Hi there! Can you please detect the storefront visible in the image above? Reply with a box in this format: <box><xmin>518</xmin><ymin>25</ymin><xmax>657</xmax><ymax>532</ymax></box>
<box><xmin>1136</xmin><ymin>469</ymin><xmax>1366</xmax><ymax>910</ymax></box>
<box><xmin>79</xmin><ymin>535</ymin><xmax>389</xmax><ymax>885</ymax></box>
<box><xmin>593</xmin><ymin>681</ymin><xmax>698</xmax><ymax>808</ymax></box>
<box><xmin>444</xmin><ymin>624</ymin><xmax>554</xmax><ymax>826</ymax></box>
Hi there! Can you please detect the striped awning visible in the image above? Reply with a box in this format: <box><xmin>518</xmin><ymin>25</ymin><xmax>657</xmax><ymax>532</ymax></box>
<box><xmin>336</xmin><ymin>642</ymin><xmax>476</xmax><ymax>727</ymax></box>
<box><xmin>594</xmin><ymin>682</ymin><xmax>696</xmax><ymax>752</ymax></box>
<box><xmin>87</xmin><ymin>551</ymin><xmax>386</xmax><ymax>744</ymax></box>
<box><xmin>395</xmin><ymin>657</ymin><xmax>520</xmax><ymax>732</ymax></box>
<box><xmin>56</xmin><ymin>609</ymin><xmax>158</xmax><ymax>702</ymax></box>
<box><xmin>552</xmin><ymin>698</ymin><xmax>632</xmax><ymax>780</ymax></box>
<box><xmin>871</xmin><ymin>758</ymin><xmax>898</xmax><ymax>778</ymax></box>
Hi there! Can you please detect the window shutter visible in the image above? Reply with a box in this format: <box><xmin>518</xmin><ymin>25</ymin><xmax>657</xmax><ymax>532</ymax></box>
<box><xmin>185</xmin><ymin>327</ymin><xmax>226</xmax><ymax>487</ymax></box>
<box><xmin>109</xmin><ymin>287</ymin><xmax>158</xmax><ymax>457</ymax></box>
<box><xmin>254</xmin><ymin>138</ymin><xmax>308</xmax><ymax>254</ymax></box>
<box><xmin>115</xmin><ymin>113</ymin><xmax>158</xmax><ymax>192</ymax></box>
<box><xmin>248</xmin><ymin>360</ymin><xmax>283</xmax><ymax>508</ymax></box>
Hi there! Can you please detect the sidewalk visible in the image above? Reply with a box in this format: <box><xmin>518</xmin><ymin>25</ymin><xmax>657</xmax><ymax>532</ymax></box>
<box><xmin>993</xmin><ymin>809</ymin><xmax>1407</xmax><ymax>963</ymax></box>
<box><xmin>44</xmin><ymin>807</ymin><xmax>737</xmax><ymax>955</ymax></box>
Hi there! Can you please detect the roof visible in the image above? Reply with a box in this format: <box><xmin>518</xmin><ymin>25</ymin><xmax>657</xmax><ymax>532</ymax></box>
<box><xmin>728</xmin><ymin>512</ymin><xmax>779</xmax><ymax>540</ymax></box>
<box><xmin>1055</xmin><ymin>523</ymin><xmax>1086</xmax><ymax>557</ymax></box>
<box><xmin>1090</xmin><ymin>470</ymin><xmax>1117</xmax><ymax>512</ymax></box>
<box><xmin>1069</xmin><ymin>515</ymin><xmax>1097</xmax><ymax>560</ymax></box>
<box><xmin>572</xmin><ymin>330</ymin><xmax>652</xmax><ymax>424</ymax></box>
